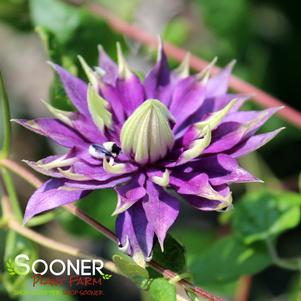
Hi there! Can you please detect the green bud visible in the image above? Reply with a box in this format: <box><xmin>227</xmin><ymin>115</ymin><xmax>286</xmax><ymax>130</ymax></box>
<box><xmin>120</xmin><ymin>99</ymin><xmax>175</xmax><ymax>164</ymax></box>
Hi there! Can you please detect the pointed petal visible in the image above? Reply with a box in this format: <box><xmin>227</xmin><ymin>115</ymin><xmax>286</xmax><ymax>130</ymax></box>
<box><xmin>116</xmin><ymin>74</ymin><xmax>145</xmax><ymax>116</ymax></box>
<box><xmin>144</xmin><ymin>41</ymin><xmax>171</xmax><ymax>105</ymax></box>
<box><xmin>43</xmin><ymin>102</ymin><xmax>107</xmax><ymax>143</ymax></box>
<box><xmin>228</xmin><ymin>128</ymin><xmax>285</xmax><ymax>158</ymax></box>
<box><xmin>204</xmin><ymin>107</ymin><xmax>282</xmax><ymax>154</ymax></box>
<box><xmin>187</xmin><ymin>154</ymin><xmax>262</xmax><ymax>185</ymax></box>
<box><xmin>50</xmin><ymin>63</ymin><xmax>89</xmax><ymax>115</ymax></box>
<box><xmin>113</xmin><ymin>174</ymin><xmax>146</xmax><ymax>215</ymax></box>
<box><xmin>170</xmin><ymin>172</ymin><xmax>228</xmax><ymax>202</ymax></box>
<box><xmin>186</xmin><ymin>184</ymin><xmax>232</xmax><ymax>211</ymax></box>
<box><xmin>87</xmin><ymin>84</ymin><xmax>112</xmax><ymax>131</ymax></box>
<box><xmin>143</xmin><ymin>181</ymin><xmax>179</xmax><ymax>251</ymax></box>
<box><xmin>116</xmin><ymin>203</ymin><xmax>154</xmax><ymax>267</ymax></box>
<box><xmin>206</xmin><ymin>61</ymin><xmax>235</xmax><ymax>98</ymax></box>
<box><xmin>98</xmin><ymin>45</ymin><xmax>118</xmax><ymax>85</ymax></box>
<box><xmin>23</xmin><ymin>152</ymin><xmax>76</xmax><ymax>178</ymax></box>
<box><xmin>24</xmin><ymin>179</ymin><xmax>88</xmax><ymax>224</ymax></box>
<box><xmin>13</xmin><ymin>118</ymin><xmax>86</xmax><ymax>148</ymax></box>
<box><xmin>170</xmin><ymin>77</ymin><xmax>206</xmax><ymax>131</ymax></box>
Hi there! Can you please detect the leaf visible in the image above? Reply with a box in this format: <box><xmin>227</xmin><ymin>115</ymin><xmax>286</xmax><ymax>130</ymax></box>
<box><xmin>189</xmin><ymin>236</ymin><xmax>272</xmax><ymax>285</ymax></box>
<box><xmin>150</xmin><ymin>235</ymin><xmax>186</xmax><ymax>277</ymax></box>
<box><xmin>172</xmin><ymin>230</ymin><xmax>214</xmax><ymax>264</ymax></box>
<box><xmin>113</xmin><ymin>254</ymin><xmax>149</xmax><ymax>287</ymax></box>
<box><xmin>58</xmin><ymin>189</ymin><xmax>117</xmax><ymax>237</ymax></box>
<box><xmin>149</xmin><ymin>278</ymin><xmax>176</xmax><ymax>301</ymax></box>
<box><xmin>30</xmin><ymin>0</ymin><xmax>82</xmax><ymax>44</ymax></box>
<box><xmin>232</xmin><ymin>190</ymin><xmax>301</xmax><ymax>244</ymax></box>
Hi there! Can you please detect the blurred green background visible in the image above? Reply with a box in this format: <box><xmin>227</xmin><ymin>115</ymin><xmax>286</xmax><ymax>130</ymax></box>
<box><xmin>0</xmin><ymin>0</ymin><xmax>301</xmax><ymax>300</ymax></box>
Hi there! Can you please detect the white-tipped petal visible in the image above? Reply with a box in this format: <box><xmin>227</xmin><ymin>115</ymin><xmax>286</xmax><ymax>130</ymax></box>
<box><xmin>174</xmin><ymin>52</ymin><xmax>190</xmax><ymax>78</ymax></box>
<box><xmin>103</xmin><ymin>158</ymin><xmax>126</xmax><ymax>174</ymax></box>
<box><xmin>87</xmin><ymin>84</ymin><xmax>112</xmax><ymax>132</ymax></box>
<box><xmin>116</xmin><ymin>42</ymin><xmax>131</xmax><ymax>79</ymax></box>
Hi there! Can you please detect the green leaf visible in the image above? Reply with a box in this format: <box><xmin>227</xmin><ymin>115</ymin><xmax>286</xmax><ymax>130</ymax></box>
<box><xmin>189</xmin><ymin>236</ymin><xmax>272</xmax><ymax>285</ymax></box>
<box><xmin>149</xmin><ymin>278</ymin><xmax>176</xmax><ymax>301</ymax></box>
<box><xmin>150</xmin><ymin>235</ymin><xmax>186</xmax><ymax>277</ymax></box>
<box><xmin>30</xmin><ymin>0</ymin><xmax>82</xmax><ymax>44</ymax></box>
<box><xmin>172</xmin><ymin>229</ymin><xmax>214</xmax><ymax>264</ymax></box>
<box><xmin>113</xmin><ymin>254</ymin><xmax>149</xmax><ymax>287</ymax></box>
<box><xmin>232</xmin><ymin>190</ymin><xmax>301</xmax><ymax>244</ymax></box>
<box><xmin>58</xmin><ymin>189</ymin><xmax>117</xmax><ymax>237</ymax></box>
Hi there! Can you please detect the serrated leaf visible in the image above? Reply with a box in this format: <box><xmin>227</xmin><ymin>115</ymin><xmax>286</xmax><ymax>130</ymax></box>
<box><xmin>113</xmin><ymin>254</ymin><xmax>149</xmax><ymax>287</ymax></box>
<box><xmin>189</xmin><ymin>236</ymin><xmax>272</xmax><ymax>285</ymax></box>
<box><xmin>232</xmin><ymin>190</ymin><xmax>301</xmax><ymax>244</ymax></box>
<box><xmin>149</xmin><ymin>278</ymin><xmax>176</xmax><ymax>301</ymax></box>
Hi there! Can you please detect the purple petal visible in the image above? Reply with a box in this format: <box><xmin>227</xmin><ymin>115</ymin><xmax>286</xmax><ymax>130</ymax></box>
<box><xmin>144</xmin><ymin>42</ymin><xmax>171</xmax><ymax>105</ymax></box>
<box><xmin>50</xmin><ymin>63</ymin><xmax>89</xmax><ymax>116</ymax></box>
<box><xmin>184</xmin><ymin>154</ymin><xmax>262</xmax><ymax>185</ymax></box>
<box><xmin>185</xmin><ymin>195</ymin><xmax>221</xmax><ymax>211</ymax></box>
<box><xmin>116</xmin><ymin>202</ymin><xmax>154</xmax><ymax>262</ymax></box>
<box><xmin>14</xmin><ymin>118</ymin><xmax>86</xmax><ymax>148</ymax></box>
<box><xmin>228</xmin><ymin>128</ymin><xmax>285</xmax><ymax>158</ymax></box>
<box><xmin>142</xmin><ymin>181</ymin><xmax>179</xmax><ymax>250</ymax></box>
<box><xmin>170</xmin><ymin>77</ymin><xmax>206</xmax><ymax>132</ymax></box>
<box><xmin>114</xmin><ymin>174</ymin><xmax>146</xmax><ymax>215</ymax></box>
<box><xmin>185</xmin><ymin>184</ymin><xmax>231</xmax><ymax>211</ymax></box>
<box><xmin>98</xmin><ymin>46</ymin><xmax>118</xmax><ymax>85</ymax></box>
<box><xmin>24</xmin><ymin>179</ymin><xmax>88</xmax><ymax>224</ymax></box>
<box><xmin>71</xmin><ymin>161</ymin><xmax>123</xmax><ymax>181</ymax></box>
<box><xmin>64</xmin><ymin>175</ymin><xmax>131</xmax><ymax>190</ymax></box>
<box><xmin>116</xmin><ymin>74</ymin><xmax>145</xmax><ymax>116</ymax></box>
<box><xmin>24</xmin><ymin>155</ymin><xmax>65</xmax><ymax>178</ymax></box>
<box><xmin>212</xmin><ymin>94</ymin><xmax>249</xmax><ymax>112</ymax></box>
<box><xmin>71</xmin><ymin>112</ymin><xmax>107</xmax><ymax>144</ymax></box>
<box><xmin>203</xmin><ymin>107</ymin><xmax>281</xmax><ymax>154</ymax></box>
<box><xmin>206</xmin><ymin>62</ymin><xmax>234</xmax><ymax>98</ymax></box>
<box><xmin>100</xmin><ymin>84</ymin><xmax>125</xmax><ymax>125</ymax></box>
<box><xmin>170</xmin><ymin>172</ymin><xmax>225</xmax><ymax>201</ymax></box>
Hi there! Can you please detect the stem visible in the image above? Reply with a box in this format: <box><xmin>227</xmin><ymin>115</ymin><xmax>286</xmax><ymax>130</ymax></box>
<box><xmin>1</xmin><ymin>158</ymin><xmax>223</xmax><ymax>301</ymax></box>
<box><xmin>0</xmin><ymin>158</ymin><xmax>42</xmax><ymax>188</ymax></box>
<box><xmin>235</xmin><ymin>276</ymin><xmax>252</xmax><ymax>301</ymax></box>
<box><xmin>63</xmin><ymin>0</ymin><xmax>301</xmax><ymax>129</ymax></box>
<box><xmin>266</xmin><ymin>239</ymin><xmax>300</xmax><ymax>271</ymax></box>
<box><xmin>0</xmin><ymin>71</ymin><xmax>11</xmax><ymax>158</ymax></box>
<box><xmin>0</xmin><ymin>168</ymin><xmax>22</xmax><ymax>222</ymax></box>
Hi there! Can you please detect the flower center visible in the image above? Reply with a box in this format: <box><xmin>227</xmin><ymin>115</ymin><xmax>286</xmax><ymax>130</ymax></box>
<box><xmin>120</xmin><ymin>99</ymin><xmax>175</xmax><ymax>164</ymax></box>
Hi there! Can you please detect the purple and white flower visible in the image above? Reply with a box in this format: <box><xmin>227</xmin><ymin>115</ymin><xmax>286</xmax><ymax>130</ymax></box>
<box><xmin>15</xmin><ymin>42</ymin><xmax>283</xmax><ymax>266</ymax></box>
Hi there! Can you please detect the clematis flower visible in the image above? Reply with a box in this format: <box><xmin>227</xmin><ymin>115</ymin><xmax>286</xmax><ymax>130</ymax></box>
<box><xmin>15</xmin><ymin>42</ymin><xmax>283</xmax><ymax>266</ymax></box>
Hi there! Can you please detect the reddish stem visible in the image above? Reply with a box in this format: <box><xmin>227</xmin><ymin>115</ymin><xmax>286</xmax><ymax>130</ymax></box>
<box><xmin>65</xmin><ymin>0</ymin><xmax>301</xmax><ymax>129</ymax></box>
<box><xmin>235</xmin><ymin>276</ymin><xmax>252</xmax><ymax>301</ymax></box>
